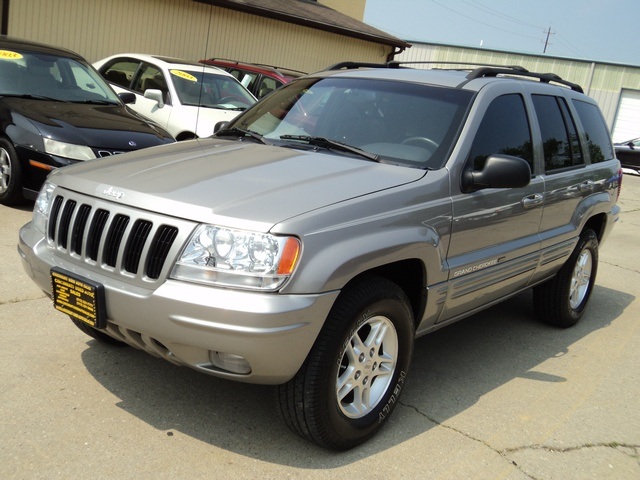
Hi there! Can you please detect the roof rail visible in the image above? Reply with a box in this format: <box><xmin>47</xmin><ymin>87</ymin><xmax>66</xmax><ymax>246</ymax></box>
<box><xmin>322</xmin><ymin>61</ymin><xmax>584</xmax><ymax>93</ymax></box>
<box><xmin>466</xmin><ymin>66</ymin><xmax>584</xmax><ymax>93</ymax></box>
<box><xmin>324</xmin><ymin>61</ymin><xmax>402</xmax><ymax>70</ymax></box>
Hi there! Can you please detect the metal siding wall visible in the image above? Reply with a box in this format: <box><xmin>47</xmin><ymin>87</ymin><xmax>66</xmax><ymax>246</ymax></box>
<box><xmin>7</xmin><ymin>0</ymin><xmax>390</xmax><ymax>72</ymax></box>
<box><xmin>397</xmin><ymin>43</ymin><xmax>640</xmax><ymax>130</ymax></box>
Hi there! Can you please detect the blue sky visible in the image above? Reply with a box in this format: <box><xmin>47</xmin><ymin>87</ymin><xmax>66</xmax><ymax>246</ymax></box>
<box><xmin>363</xmin><ymin>0</ymin><xmax>640</xmax><ymax>66</ymax></box>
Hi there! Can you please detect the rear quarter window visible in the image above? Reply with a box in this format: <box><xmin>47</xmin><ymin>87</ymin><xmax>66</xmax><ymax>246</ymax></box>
<box><xmin>571</xmin><ymin>100</ymin><xmax>614</xmax><ymax>163</ymax></box>
<box><xmin>532</xmin><ymin>94</ymin><xmax>583</xmax><ymax>171</ymax></box>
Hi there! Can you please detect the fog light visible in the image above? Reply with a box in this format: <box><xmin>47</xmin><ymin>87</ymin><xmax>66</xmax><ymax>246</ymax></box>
<box><xmin>209</xmin><ymin>351</ymin><xmax>251</xmax><ymax>374</ymax></box>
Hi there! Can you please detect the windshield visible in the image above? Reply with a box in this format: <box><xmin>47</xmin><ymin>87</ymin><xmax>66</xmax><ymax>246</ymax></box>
<box><xmin>227</xmin><ymin>76</ymin><xmax>473</xmax><ymax>168</ymax></box>
<box><xmin>0</xmin><ymin>50</ymin><xmax>121</xmax><ymax>104</ymax></box>
<box><xmin>170</xmin><ymin>69</ymin><xmax>256</xmax><ymax>110</ymax></box>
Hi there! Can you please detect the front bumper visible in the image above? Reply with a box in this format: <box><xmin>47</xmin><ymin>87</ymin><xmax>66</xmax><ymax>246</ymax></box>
<box><xmin>18</xmin><ymin>221</ymin><xmax>338</xmax><ymax>384</ymax></box>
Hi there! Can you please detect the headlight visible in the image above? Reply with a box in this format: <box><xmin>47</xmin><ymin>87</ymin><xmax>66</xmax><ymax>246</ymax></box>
<box><xmin>171</xmin><ymin>225</ymin><xmax>301</xmax><ymax>291</ymax></box>
<box><xmin>44</xmin><ymin>138</ymin><xmax>96</xmax><ymax>161</ymax></box>
<box><xmin>33</xmin><ymin>182</ymin><xmax>56</xmax><ymax>234</ymax></box>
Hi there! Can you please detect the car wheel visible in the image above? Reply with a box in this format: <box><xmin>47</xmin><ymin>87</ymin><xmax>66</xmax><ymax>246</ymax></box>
<box><xmin>534</xmin><ymin>229</ymin><xmax>598</xmax><ymax>328</ymax></box>
<box><xmin>0</xmin><ymin>138</ymin><xmax>25</xmax><ymax>206</ymax></box>
<box><xmin>278</xmin><ymin>276</ymin><xmax>414</xmax><ymax>450</ymax></box>
<box><xmin>70</xmin><ymin>318</ymin><xmax>127</xmax><ymax>346</ymax></box>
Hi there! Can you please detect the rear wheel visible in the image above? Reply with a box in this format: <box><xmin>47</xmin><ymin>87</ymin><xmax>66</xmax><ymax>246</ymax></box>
<box><xmin>0</xmin><ymin>138</ymin><xmax>25</xmax><ymax>206</ymax></box>
<box><xmin>70</xmin><ymin>318</ymin><xmax>127</xmax><ymax>346</ymax></box>
<box><xmin>278</xmin><ymin>276</ymin><xmax>414</xmax><ymax>450</ymax></box>
<box><xmin>534</xmin><ymin>229</ymin><xmax>599</xmax><ymax>328</ymax></box>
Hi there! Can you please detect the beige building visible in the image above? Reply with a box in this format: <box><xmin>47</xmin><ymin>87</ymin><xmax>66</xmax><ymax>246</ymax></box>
<box><xmin>3</xmin><ymin>0</ymin><xmax>638</xmax><ymax>139</ymax></box>
<box><xmin>1</xmin><ymin>0</ymin><xmax>406</xmax><ymax>73</ymax></box>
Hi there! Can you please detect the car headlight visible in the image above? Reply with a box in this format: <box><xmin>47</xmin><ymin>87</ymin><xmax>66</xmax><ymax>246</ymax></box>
<box><xmin>33</xmin><ymin>181</ymin><xmax>56</xmax><ymax>234</ymax></box>
<box><xmin>44</xmin><ymin>138</ymin><xmax>96</xmax><ymax>161</ymax></box>
<box><xmin>171</xmin><ymin>225</ymin><xmax>301</xmax><ymax>291</ymax></box>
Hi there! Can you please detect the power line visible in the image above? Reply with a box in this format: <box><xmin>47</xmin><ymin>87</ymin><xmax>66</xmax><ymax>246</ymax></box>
<box><xmin>428</xmin><ymin>0</ymin><xmax>540</xmax><ymax>41</ymax></box>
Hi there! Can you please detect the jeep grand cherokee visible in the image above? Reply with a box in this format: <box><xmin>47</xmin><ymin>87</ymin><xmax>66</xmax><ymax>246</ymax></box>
<box><xmin>18</xmin><ymin>62</ymin><xmax>621</xmax><ymax>450</ymax></box>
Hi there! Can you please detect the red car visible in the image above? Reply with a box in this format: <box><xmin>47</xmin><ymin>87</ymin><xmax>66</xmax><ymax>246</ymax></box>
<box><xmin>200</xmin><ymin>58</ymin><xmax>305</xmax><ymax>98</ymax></box>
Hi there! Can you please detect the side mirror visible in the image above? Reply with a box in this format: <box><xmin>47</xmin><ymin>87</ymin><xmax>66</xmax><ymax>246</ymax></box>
<box><xmin>144</xmin><ymin>89</ymin><xmax>165</xmax><ymax>108</ymax></box>
<box><xmin>461</xmin><ymin>154</ymin><xmax>531</xmax><ymax>193</ymax></box>
<box><xmin>627</xmin><ymin>141</ymin><xmax>635</xmax><ymax>149</ymax></box>
<box><xmin>118</xmin><ymin>92</ymin><xmax>136</xmax><ymax>105</ymax></box>
<box><xmin>214</xmin><ymin>121</ymin><xmax>229</xmax><ymax>133</ymax></box>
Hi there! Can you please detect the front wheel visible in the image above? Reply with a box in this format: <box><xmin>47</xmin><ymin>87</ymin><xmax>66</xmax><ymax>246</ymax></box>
<box><xmin>534</xmin><ymin>229</ymin><xmax>599</xmax><ymax>328</ymax></box>
<box><xmin>278</xmin><ymin>276</ymin><xmax>414</xmax><ymax>450</ymax></box>
<box><xmin>0</xmin><ymin>138</ymin><xmax>25</xmax><ymax>206</ymax></box>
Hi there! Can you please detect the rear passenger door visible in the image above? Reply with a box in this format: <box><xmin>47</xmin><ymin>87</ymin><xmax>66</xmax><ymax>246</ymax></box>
<box><xmin>532</xmin><ymin>94</ymin><xmax>590</xmax><ymax>247</ymax></box>
<box><xmin>530</xmin><ymin>92</ymin><xmax>616</xmax><ymax>281</ymax></box>
<box><xmin>442</xmin><ymin>91</ymin><xmax>544</xmax><ymax>321</ymax></box>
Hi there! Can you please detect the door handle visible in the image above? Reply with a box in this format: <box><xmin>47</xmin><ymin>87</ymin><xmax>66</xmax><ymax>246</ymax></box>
<box><xmin>522</xmin><ymin>193</ymin><xmax>544</xmax><ymax>208</ymax></box>
<box><xmin>579</xmin><ymin>180</ymin><xmax>595</xmax><ymax>192</ymax></box>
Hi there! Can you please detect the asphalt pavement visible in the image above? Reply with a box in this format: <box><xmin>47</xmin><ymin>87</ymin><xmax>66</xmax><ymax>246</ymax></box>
<box><xmin>1</xmin><ymin>174</ymin><xmax>639</xmax><ymax>479</ymax></box>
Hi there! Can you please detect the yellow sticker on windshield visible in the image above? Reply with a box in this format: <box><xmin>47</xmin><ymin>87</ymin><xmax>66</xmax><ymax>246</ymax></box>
<box><xmin>170</xmin><ymin>69</ymin><xmax>197</xmax><ymax>82</ymax></box>
<box><xmin>0</xmin><ymin>50</ymin><xmax>23</xmax><ymax>60</ymax></box>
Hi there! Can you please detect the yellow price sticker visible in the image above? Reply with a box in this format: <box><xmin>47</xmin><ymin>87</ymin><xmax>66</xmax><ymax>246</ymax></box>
<box><xmin>170</xmin><ymin>69</ymin><xmax>197</xmax><ymax>82</ymax></box>
<box><xmin>0</xmin><ymin>50</ymin><xmax>23</xmax><ymax>60</ymax></box>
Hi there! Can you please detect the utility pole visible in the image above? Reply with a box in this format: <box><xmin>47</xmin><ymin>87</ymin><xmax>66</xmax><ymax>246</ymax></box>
<box><xmin>542</xmin><ymin>26</ymin><xmax>554</xmax><ymax>53</ymax></box>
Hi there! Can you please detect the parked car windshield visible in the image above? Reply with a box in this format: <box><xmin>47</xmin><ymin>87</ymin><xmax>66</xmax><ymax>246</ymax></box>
<box><xmin>227</xmin><ymin>76</ymin><xmax>473</xmax><ymax>168</ymax></box>
<box><xmin>0</xmin><ymin>50</ymin><xmax>121</xmax><ymax>104</ymax></box>
<box><xmin>170</xmin><ymin>69</ymin><xmax>255</xmax><ymax>110</ymax></box>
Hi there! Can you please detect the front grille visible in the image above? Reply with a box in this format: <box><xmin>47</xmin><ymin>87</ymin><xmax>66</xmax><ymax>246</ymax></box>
<box><xmin>47</xmin><ymin>194</ymin><xmax>181</xmax><ymax>281</ymax></box>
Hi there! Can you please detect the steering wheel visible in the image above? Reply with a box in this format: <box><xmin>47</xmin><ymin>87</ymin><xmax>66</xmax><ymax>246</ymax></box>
<box><xmin>401</xmin><ymin>137</ymin><xmax>439</xmax><ymax>151</ymax></box>
<box><xmin>218</xmin><ymin>96</ymin><xmax>238</xmax><ymax>104</ymax></box>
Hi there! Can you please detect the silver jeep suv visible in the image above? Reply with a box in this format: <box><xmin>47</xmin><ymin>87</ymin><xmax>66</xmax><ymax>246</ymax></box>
<box><xmin>19</xmin><ymin>62</ymin><xmax>622</xmax><ymax>450</ymax></box>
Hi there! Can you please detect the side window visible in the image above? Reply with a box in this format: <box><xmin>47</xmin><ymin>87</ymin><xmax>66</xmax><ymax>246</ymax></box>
<box><xmin>532</xmin><ymin>95</ymin><xmax>583</xmax><ymax>171</ymax></box>
<box><xmin>571</xmin><ymin>100</ymin><xmax>614</xmax><ymax>163</ymax></box>
<box><xmin>134</xmin><ymin>64</ymin><xmax>168</xmax><ymax>102</ymax></box>
<box><xmin>256</xmin><ymin>77</ymin><xmax>280</xmax><ymax>98</ymax></box>
<box><xmin>101</xmin><ymin>60</ymin><xmax>138</xmax><ymax>88</ymax></box>
<box><xmin>468</xmin><ymin>94</ymin><xmax>533</xmax><ymax>171</ymax></box>
<box><xmin>229</xmin><ymin>69</ymin><xmax>259</xmax><ymax>92</ymax></box>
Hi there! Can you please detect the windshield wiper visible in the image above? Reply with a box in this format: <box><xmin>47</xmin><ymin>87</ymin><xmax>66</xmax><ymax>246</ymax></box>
<box><xmin>1</xmin><ymin>93</ymin><xmax>70</xmax><ymax>103</ymax></box>
<box><xmin>279</xmin><ymin>135</ymin><xmax>379</xmax><ymax>162</ymax></box>
<box><xmin>72</xmin><ymin>99</ymin><xmax>119</xmax><ymax>105</ymax></box>
<box><xmin>215</xmin><ymin>127</ymin><xmax>271</xmax><ymax>144</ymax></box>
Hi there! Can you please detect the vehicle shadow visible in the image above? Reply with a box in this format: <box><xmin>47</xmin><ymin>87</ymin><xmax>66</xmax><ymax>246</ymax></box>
<box><xmin>80</xmin><ymin>284</ymin><xmax>633</xmax><ymax>465</ymax></box>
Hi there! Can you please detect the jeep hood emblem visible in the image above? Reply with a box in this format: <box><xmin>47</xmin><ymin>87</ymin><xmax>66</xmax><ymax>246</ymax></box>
<box><xmin>102</xmin><ymin>186</ymin><xmax>125</xmax><ymax>199</ymax></box>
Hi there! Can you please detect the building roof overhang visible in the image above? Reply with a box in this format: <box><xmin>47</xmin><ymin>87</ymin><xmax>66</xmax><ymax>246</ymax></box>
<box><xmin>193</xmin><ymin>0</ymin><xmax>411</xmax><ymax>49</ymax></box>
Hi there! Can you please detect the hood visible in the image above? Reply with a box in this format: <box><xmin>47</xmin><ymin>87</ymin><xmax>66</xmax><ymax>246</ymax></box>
<box><xmin>2</xmin><ymin>97</ymin><xmax>173</xmax><ymax>148</ymax></box>
<box><xmin>51</xmin><ymin>138</ymin><xmax>426</xmax><ymax>230</ymax></box>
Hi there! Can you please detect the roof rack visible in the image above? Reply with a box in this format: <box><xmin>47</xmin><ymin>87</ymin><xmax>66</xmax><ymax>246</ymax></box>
<box><xmin>466</xmin><ymin>66</ymin><xmax>584</xmax><ymax>93</ymax></box>
<box><xmin>325</xmin><ymin>61</ymin><xmax>401</xmax><ymax>70</ymax></box>
<box><xmin>322</xmin><ymin>61</ymin><xmax>584</xmax><ymax>93</ymax></box>
<box><xmin>205</xmin><ymin>58</ymin><xmax>307</xmax><ymax>75</ymax></box>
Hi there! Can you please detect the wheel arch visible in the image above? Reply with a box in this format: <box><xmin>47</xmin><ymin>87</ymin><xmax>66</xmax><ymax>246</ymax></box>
<box><xmin>175</xmin><ymin>131</ymin><xmax>197</xmax><ymax>141</ymax></box>
<box><xmin>336</xmin><ymin>259</ymin><xmax>427</xmax><ymax>331</ymax></box>
<box><xmin>582</xmin><ymin>212</ymin><xmax>607</xmax><ymax>242</ymax></box>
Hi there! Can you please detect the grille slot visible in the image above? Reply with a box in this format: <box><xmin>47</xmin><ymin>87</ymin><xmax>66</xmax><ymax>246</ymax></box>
<box><xmin>86</xmin><ymin>209</ymin><xmax>110</xmax><ymax>261</ymax></box>
<box><xmin>70</xmin><ymin>204</ymin><xmax>91</xmax><ymax>255</ymax></box>
<box><xmin>48</xmin><ymin>196</ymin><xmax>64</xmax><ymax>242</ymax></box>
<box><xmin>103</xmin><ymin>214</ymin><xmax>130</xmax><ymax>268</ymax></box>
<box><xmin>47</xmin><ymin>195</ymin><xmax>181</xmax><ymax>281</ymax></box>
<box><xmin>124</xmin><ymin>220</ymin><xmax>152</xmax><ymax>274</ymax></box>
<box><xmin>57</xmin><ymin>200</ymin><xmax>77</xmax><ymax>249</ymax></box>
<box><xmin>147</xmin><ymin>225</ymin><xmax>179</xmax><ymax>279</ymax></box>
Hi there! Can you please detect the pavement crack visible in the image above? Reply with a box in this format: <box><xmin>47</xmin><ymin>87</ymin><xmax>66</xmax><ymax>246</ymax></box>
<box><xmin>0</xmin><ymin>294</ymin><xmax>48</xmax><ymax>305</ymax></box>
<box><xmin>399</xmin><ymin>401</ymin><xmax>539</xmax><ymax>479</ymax></box>
<box><xmin>502</xmin><ymin>442</ymin><xmax>640</xmax><ymax>458</ymax></box>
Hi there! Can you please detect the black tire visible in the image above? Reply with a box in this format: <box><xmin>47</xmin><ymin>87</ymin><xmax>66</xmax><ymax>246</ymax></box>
<box><xmin>70</xmin><ymin>318</ymin><xmax>127</xmax><ymax>346</ymax></box>
<box><xmin>278</xmin><ymin>276</ymin><xmax>414</xmax><ymax>450</ymax></box>
<box><xmin>534</xmin><ymin>229</ymin><xmax>599</xmax><ymax>328</ymax></box>
<box><xmin>0</xmin><ymin>138</ymin><xmax>25</xmax><ymax>206</ymax></box>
